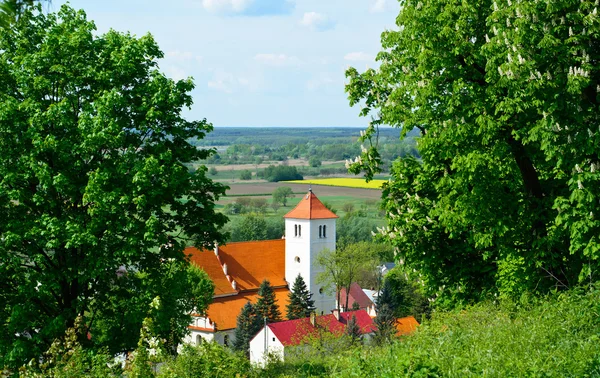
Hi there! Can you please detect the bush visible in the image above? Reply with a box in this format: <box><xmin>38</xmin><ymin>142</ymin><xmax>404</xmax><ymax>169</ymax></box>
<box><xmin>239</xmin><ymin>170</ymin><xmax>252</xmax><ymax>180</ymax></box>
<box><xmin>158</xmin><ymin>343</ymin><xmax>251</xmax><ymax>378</ymax></box>
<box><xmin>263</xmin><ymin>165</ymin><xmax>303</xmax><ymax>182</ymax></box>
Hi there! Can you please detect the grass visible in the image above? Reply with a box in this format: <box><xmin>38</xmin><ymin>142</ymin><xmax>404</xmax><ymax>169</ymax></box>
<box><xmin>285</xmin><ymin>178</ymin><xmax>386</xmax><ymax>189</ymax></box>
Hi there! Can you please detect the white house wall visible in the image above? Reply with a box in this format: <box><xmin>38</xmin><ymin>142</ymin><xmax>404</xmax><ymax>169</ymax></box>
<box><xmin>249</xmin><ymin>326</ymin><xmax>285</xmax><ymax>366</ymax></box>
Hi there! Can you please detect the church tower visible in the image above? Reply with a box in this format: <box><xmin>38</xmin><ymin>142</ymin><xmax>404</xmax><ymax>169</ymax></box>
<box><xmin>283</xmin><ymin>189</ymin><xmax>337</xmax><ymax>314</ymax></box>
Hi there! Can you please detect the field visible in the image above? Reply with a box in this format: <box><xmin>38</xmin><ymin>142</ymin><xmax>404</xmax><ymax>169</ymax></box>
<box><xmin>284</xmin><ymin>178</ymin><xmax>386</xmax><ymax>189</ymax></box>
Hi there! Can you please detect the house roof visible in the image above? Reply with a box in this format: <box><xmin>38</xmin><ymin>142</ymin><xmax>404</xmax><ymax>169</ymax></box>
<box><xmin>186</xmin><ymin>239</ymin><xmax>287</xmax><ymax>295</ymax></box>
<box><xmin>218</xmin><ymin>240</ymin><xmax>287</xmax><ymax>291</ymax></box>
<box><xmin>266</xmin><ymin>310</ymin><xmax>375</xmax><ymax>346</ymax></box>
<box><xmin>338</xmin><ymin>282</ymin><xmax>374</xmax><ymax>310</ymax></box>
<box><xmin>185</xmin><ymin>246</ymin><xmax>236</xmax><ymax>297</ymax></box>
<box><xmin>205</xmin><ymin>287</ymin><xmax>290</xmax><ymax>331</ymax></box>
<box><xmin>284</xmin><ymin>191</ymin><xmax>338</xmax><ymax>220</ymax></box>
<box><xmin>395</xmin><ymin>316</ymin><xmax>419</xmax><ymax>336</ymax></box>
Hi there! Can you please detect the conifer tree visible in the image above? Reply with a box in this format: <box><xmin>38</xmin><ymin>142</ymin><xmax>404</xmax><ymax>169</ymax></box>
<box><xmin>255</xmin><ymin>279</ymin><xmax>282</xmax><ymax>323</ymax></box>
<box><xmin>233</xmin><ymin>302</ymin><xmax>262</xmax><ymax>356</ymax></box>
<box><xmin>373</xmin><ymin>280</ymin><xmax>397</xmax><ymax>345</ymax></box>
<box><xmin>373</xmin><ymin>303</ymin><xmax>396</xmax><ymax>345</ymax></box>
<box><xmin>345</xmin><ymin>314</ymin><xmax>363</xmax><ymax>345</ymax></box>
<box><xmin>286</xmin><ymin>274</ymin><xmax>316</xmax><ymax>320</ymax></box>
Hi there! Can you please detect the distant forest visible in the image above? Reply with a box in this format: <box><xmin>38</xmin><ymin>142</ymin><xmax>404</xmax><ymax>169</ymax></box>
<box><xmin>191</xmin><ymin>127</ymin><xmax>420</xmax><ymax>170</ymax></box>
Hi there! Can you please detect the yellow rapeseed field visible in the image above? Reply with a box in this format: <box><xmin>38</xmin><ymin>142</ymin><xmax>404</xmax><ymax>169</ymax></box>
<box><xmin>285</xmin><ymin>178</ymin><xmax>385</xmax><ymax>189</ymax></box>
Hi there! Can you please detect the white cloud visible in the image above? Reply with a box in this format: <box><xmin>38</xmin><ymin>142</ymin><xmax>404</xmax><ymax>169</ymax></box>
<box><xmin>208</xmin><ymin>70</ymin><xmax>253</xmax><ymax>93</ymax></box>
<box><xmin>202</xmin><ymin>0</ymin><xmax>294</xmax><ymax>15</ymax></box>
<box><xmin>202</xmin><ymin>0</ymin><xmax>252</xmax><ymax>13</ymax></box>
<box><xmin>254</xmin><ymin>53</ymin><xmax>302</xmax><ymax>67</ymax></box>
<box><xmin>306</xmin><ymin>73</ymin><xmax>335</xmax><ymax>91</ymax></box>
<box><xmin>299</xmin><ymin>12</ymin><xmax>335</xmax><ymax>32</ymax></box>
<box><xmin>370</xmin><ymin>0</ymin><xmax>387</xmax><ymax>13</ymax></box>
<box><xmin>344</xmin><ymin>52</ymin><xmax>374</xmax><ymax>62</ymax></box>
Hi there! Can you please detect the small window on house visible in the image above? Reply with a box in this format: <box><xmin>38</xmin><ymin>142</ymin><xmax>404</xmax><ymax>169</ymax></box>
<box><xmin>295</xmin><ymin>256</ymin><xmax>301</xmax><ymax>263</ymax></box>
<box><xmin>319</xmin><ymin>225</ymin><xmax>322</xmax><ymax>238</ymax></box>
<box><xmin>223</xmin><ymin>335</ymin><xmax>229</xmax><ymax>347</ymax></box>
<box><xmin>323</xmin><ymin>225</ymin><xmax>327</xmax><ymax>238</ymax></box>
<box><xmin>319</xmin><ymin>287</ymin><xmax>324</xmax><ymax>295</ymax></box>
<box><xmin>298</xmin><ymin>225</ymin><xmax>302</xmax><ymax>237</ymax></box>
<box><xmin>294</xmin><ymin>224</ymin><xmax>298</xmax><ymax>237</ymax></box>
<box><xmin>272</xmin><ymin>337</ymin><xmax>276</xmax><ymax>342</ymax></box>
<box><xmin>196</xmin><ymin>335</ymin><xmax>202</xmax><ymax>345</ymax></box>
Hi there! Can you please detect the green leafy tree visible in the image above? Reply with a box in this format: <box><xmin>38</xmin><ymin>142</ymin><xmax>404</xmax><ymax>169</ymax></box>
<box><xmin>317</xmin><ymin>243</ymin><xmax>376</xmax><ymax>311</ymax></box>
<box><xmin>239</xmin><ymin>170</ymin><xmax>252</xmax><ymax>180</ymax></box>
<box><xmin>385</xmin><ymin>267</ymin><xmax>430</xmax><ymax>321</ymax></box>
<box><xmin>286</xmin><ymin>274</ymin><xmax>315</xmax><ymax>320</ymax></box>
<box><xmin>0</xmin><ymin>6</ymin><xmax>226</xmax><ymax>368</ymax></box>
<box><xmin>232</xmin><ymin>302</ymin><xmax>261</xmax><ymax>357</ymax></box>
<box><xmin>308</xmin><ymin>156</ymin><xmax>322</xmax><ymax>168</ymax></box>
<box><xmin>345</xmin><ymin>0</ymin><xmax>600</xmax><ymax>303</ymax></box>
<box><xmin>345</xmin><ymin>314</ymin><xmax>363</xmax><ymax>346</ymax></box>
<box><xmin>255</xmin><ymin>279</ymin><xmax>282</xmax><ymax>323</ymax></box>
<box><xmin>0</xmin><ymin>0</ymin><xmax>48</xmax><ymax>28</ymax></box>
<box><xmin>272</xmin><ymin>186</ymin><xmax>294</xmax><ymax>207</ymax></box>
<box><xmin>263</xmin><ymin>165</ymin><xmax>302</xmax><ymax>182</ymax></box>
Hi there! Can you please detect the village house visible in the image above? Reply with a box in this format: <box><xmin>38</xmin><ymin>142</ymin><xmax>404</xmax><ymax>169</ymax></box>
<box><xmin>183</xmin><ymin>190</ymin><xmax>338</xmax><ymax>346</ymax></box>
<box><xmin>249</xmin><ymin>309</ymin><xmax>377</xmax><ymax>366</ymax></box>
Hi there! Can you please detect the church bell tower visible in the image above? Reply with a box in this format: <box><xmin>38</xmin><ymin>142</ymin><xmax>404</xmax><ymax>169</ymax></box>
<box><xmin>283</xmin><ymin>189</ymin><xmax>337</xmax><ymax>314</ymax></box>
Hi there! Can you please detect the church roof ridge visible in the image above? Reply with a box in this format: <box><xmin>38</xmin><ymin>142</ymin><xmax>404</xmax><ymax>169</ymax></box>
<box><xmin>283</xmin><ymin>191</ymin><xmax>338</xmax><ymax>220</ymax></box>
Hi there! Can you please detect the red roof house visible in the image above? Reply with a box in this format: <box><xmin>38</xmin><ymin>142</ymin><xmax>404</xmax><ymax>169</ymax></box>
<box><xmin>249</xmin><ymin>310</ymin><xmax>375</xmax><ymax>365</ymax></box>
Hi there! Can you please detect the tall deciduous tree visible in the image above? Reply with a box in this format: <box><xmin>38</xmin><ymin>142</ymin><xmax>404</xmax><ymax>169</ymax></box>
<box><xmin>286</xmin><ymin>274</ymin><xmax>315</xmax><ymax>320</ymax></box>
<box><xmin>272</xmin><ymin>186</ymin><xmax>293</xmax><ymax>207</ymax></box>
<box><xmin>0</xmin><ymin>6</ymin><xmax>226</xmax><ymax>368</ymax></box>
<box><xmin>0</xmin><ymin>0</ymin><xmax>48</xmax><ymax>28</ymax></box>
<box><xmin>255</xmin><ymin>280</ymin><xmax>282</xmax><ymax>323</ymax></box>
<box><xmin>346</xmin><ymin>0</ymin><xmax>600</xmax><ymax>304</ymax></box>
<box><xmin>316</xmin><ymin>242</ymin><xmax>375</xmax><ymax>311</ymax></box>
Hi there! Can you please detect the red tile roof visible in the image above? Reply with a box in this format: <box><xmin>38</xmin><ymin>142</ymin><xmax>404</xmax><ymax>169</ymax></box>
<box><xmin>207</xmin><ymin>288</ymin><xmax>290</xmax><ymax>330</ymax></box>
<box><xmin>218</xmin><ymin>240</ymin><xmax>287</xmax><ymax>291</ymax></box>
<box><xmin>338</xmin><ymin>282</ymin><xmax>374</xmax><ymax>310</ymax></box>
<box><xmin>284</xmin><ymin>191</ymin><xmax>338</xmax><ymax>220</ymax></box>
<box><xmin>267</xmin><ymin>310</ymin><xmax>375</xmax><ymax>346</ymax></box>
<box><xmin>395</xmin><ymin>316</ymin><xmax>419</xmax><ymax>336</ymax></box>
<box><xmin>185</xmin><ymin>246</ymin><xmax>236</xmax><ymax>297</ymax></box>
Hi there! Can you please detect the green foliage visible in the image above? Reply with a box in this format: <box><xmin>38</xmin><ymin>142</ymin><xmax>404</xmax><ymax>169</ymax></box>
<box><xmin>224</xmin><ymin>214</ymin><xmax>284</xmax><ymax>242</ymax></box>
<box><xmin>262</xmin><ymin>165</ymin><xmax>303</xmax><ymax>182</ymax></box>
<box><xmin>19</xmin><ymin>316</ymin><xmax>120</xmax><ymax>378</ymax></box>
<box><xmin>255</xmin><ymin>280</ymin><xmax>282</xmax><ymax>323</ymax></box>
<box><xmin>316</xmin><ymin>242</ymin><xmax>376</xmax><ymax>311</ymax></box>
<box><xmin>272</xmin><ymin>186</ymin><xmax>294</xmax><ymax>206</ymax></box>
<box><xmin>0</xmin><ymin>6</ymin><xmax>226</xmax><ymax>368</ymax></box>
<box><xmin>336</xmin><ymin>214</ymin><xmax>378</xmax><ymax>249</ymax></box>
<box><xmin>345</xmin><ymin>315</ymin><xmax>362</xmax><ymax>346</ymax></box>
<box><xmin>384</xmin><ymin>267</ymin><xmax>430</xmax><ymax>321</ymax></box>
<box><xmin>286</xmin><ymin>274</ymin><xmax>316</xmax><ymax>320</ymax></box>
<box><xmin>239</xmin><ymin>170</ymin><xmax>252</xmax><ymax>180</ymax></box>
<box><xmin>157</xmin><ymin>342</ymin><xmax>251</xmax><ymax>378</ymax></box>
<box><xmin>345</xmin><ymin>0</ymin><xmax>600</xmax><ymax>304</ymax></box>
<box><xmin>373</xmin><ymin>305</ymin><xmax>396</xmax><ymax>346</ymax></box>
<box><xmin>309</xmin><ymin>156</ymin><xmax>322</xmax><ymax>168</ymax></box>
<box><xmin>232</xmin><ymin>302</ymin><xmax>261</xmax><ymax>357</ymax></box>
<box><xmin>208</xmin><ymin>166</ymin><xmax>218</xmax><ymax>176</ymax></box>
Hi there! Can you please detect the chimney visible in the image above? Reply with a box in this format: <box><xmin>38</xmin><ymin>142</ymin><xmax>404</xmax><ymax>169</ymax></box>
<box><xmin>223</xmin><ymin>263</ymin><xmax>228</xmax><ymax>275</ymax></box>
<box><xmin>332</xmin><ymin>309</ymin><xmax>340</xmax><ymax>321</ymax></box>
<box><xmin>310</xmin><ymin>312</ymin><xmax>316</xmax><ymax>327</ymax></box>
<box><xmin>214</xmin><ymin>243</ymin><xmax>219</xmax><ymax>256</ymax></box>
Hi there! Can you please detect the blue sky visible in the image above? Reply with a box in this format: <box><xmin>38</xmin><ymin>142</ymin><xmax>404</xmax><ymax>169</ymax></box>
<box><xmin>52</xmin><ymin>0</ymin><xmax>400</xmax><ymax>127</ymax></box>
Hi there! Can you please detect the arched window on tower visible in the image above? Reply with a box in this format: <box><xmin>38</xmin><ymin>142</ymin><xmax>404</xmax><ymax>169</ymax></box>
<box><xmin>319</xmin><ymin>225</ymin><xmax>322</xmax><ymax>238</ymax></box>
<box><xmin>298</xmin><ymin>225</ymin><xmax>302</xmax><ymax>237</ymax></box>
<box><xmin>223</xmin><ymin>334</ymin><xmax>229</xmax><ymax>347</ymax></box>
<box><xmin>323</xmin><ymin>225</ymin><xmax>327</xmax><ymax>238</ymax></box>
<box><xmin>294</xmin><ymin>224</ymin><xmax>298</xmax><ymax>237</ymax></box>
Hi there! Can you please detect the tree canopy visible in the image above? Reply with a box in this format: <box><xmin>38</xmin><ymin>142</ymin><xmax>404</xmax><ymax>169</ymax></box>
<box><xmin>0</xmin><ymin>6</ymin><xmax>226</xmax><ymax>368</ymax></box>
<box><xmin>286</xmin><ymin>274</ymin><xmax>315</xmax><ymax>320</ymax></box>
<box><xmin>346</xmin><ymin>0</ymin><xmax>600</xmax><ymax>304</ymax></box>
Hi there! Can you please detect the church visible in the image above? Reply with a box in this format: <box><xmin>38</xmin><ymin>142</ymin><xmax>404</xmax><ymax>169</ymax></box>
<box><xmin>183</xmin><ymin>189</ymin><xmax>338</xmax><ymax>346</ymax></box>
